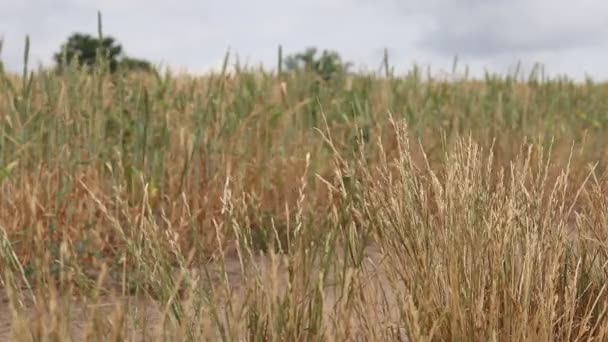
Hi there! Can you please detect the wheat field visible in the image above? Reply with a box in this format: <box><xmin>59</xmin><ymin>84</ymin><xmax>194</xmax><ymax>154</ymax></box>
<box><xmin>1</xmin><ymin>52</ymin><xmax>608</xmax><ymax>341</ymax></box>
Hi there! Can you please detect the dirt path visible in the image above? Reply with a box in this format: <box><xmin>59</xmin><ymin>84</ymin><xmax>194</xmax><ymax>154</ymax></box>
<box><xmin>0</xmin><ymin>245</ymin><xmax>399</xmax><ymax>341</ymax></box>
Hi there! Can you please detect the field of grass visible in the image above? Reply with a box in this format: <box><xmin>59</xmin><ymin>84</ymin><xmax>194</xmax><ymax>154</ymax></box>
<box><xmin>2</xmin><ymin>50</ymin><xmax>608</xmax><ymax>341</ymax></box>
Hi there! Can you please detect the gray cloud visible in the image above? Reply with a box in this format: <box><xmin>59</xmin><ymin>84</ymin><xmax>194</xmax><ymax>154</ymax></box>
<box><xmin>415</xmin><ymin>0</ymin><xmax>608</xmax><ymax>57</ymax></box>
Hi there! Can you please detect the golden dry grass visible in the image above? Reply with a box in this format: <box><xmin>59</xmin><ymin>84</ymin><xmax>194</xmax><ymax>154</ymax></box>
<box><xmin>1</xmin><ymin>63</ymin><xmax>608</xmax><ymax>340</ymax></box>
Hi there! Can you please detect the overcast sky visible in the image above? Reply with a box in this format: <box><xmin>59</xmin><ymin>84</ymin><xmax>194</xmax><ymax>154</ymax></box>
<box><xmin>1</xmin><ymin>0</ymin><xmax>608</xmax><ymax>80</ymax></box>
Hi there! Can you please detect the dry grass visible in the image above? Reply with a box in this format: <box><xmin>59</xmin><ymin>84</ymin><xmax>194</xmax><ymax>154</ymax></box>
<box><xmin>1</xmin><ymin>59</ymin><xmax>608</xmax><ymax>341</ymax></box>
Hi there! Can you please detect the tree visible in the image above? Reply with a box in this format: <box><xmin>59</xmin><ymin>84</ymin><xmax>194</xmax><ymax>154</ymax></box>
<box><xmin>54</xmin><ymin>33</ymin><xmax>123</xmax><ymax>72</ymax></box>
<box><xmin>284</xmin><ymin>47</ymin><xmax>351</xmax><ymax>81</ymax></box>
<box><xmin>0</xmin><ymin>38</ymin><xmax>4</xmax><ymax>73</ymax></box>
<box><xmin>54</xmin><ymin>33</ymin><xmax>152</xmax><ymax>73</ymax></box>
<box><xmin>119</xmin><ymin>57</ymin><xmax>152</xmax><ymax>72</ymax></box>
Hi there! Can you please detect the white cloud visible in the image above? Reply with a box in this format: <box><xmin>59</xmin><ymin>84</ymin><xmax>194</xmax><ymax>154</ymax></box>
<box><xmin>1</xmin><ymin>0</ymin><xmax>608</xmax><ymax>80</ymax></box>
